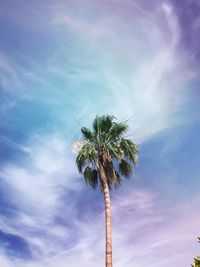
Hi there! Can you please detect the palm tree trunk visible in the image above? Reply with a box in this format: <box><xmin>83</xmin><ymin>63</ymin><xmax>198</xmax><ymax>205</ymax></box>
<box><xmin>103</xmin><ymin>180</ymin><xmax>113</xmax><ymax>267</ymax></box>
<box><xmin>99</xmin><ymin>157</ymin><xmax>113</xmax><ymax>267</ymax></box>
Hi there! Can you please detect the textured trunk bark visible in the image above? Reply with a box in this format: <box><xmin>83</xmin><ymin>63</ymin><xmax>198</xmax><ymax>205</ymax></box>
<box><xmin>103</xmin><ymin>180</ymin><xmax>113</xmax><ymax>267</ymax></box>
<box><xmin>99</xmin><ymin>162</ymin><xmax>113</xmax><ymax>267</ymax></box>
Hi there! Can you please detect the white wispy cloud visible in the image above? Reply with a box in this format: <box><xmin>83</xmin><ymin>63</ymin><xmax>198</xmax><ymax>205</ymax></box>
<box><xmin>0</xmin><ymin>53</ymin><xmax>24</xmax><ymax>90</ymax></box>
<box><xmin>0</xmin><ymin>134</ymin><xmax>81</xmax><ymax>259</ymax></box>
<box><xmin>46</xmin><ymin>0</ymin><xmax>193</xmax><ymax>143</ymax></box>
<box><xmin>0</xmin><ymin>0</ymin><xmax>194</xmax><ymax>142</ymax></box>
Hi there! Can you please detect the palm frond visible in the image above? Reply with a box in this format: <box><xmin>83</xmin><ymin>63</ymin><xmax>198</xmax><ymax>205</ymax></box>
<box><xmin>120</xmin><ymin>138</ymin><xmax>138</xmax><ymax>164</ymax></box>
<box><xmin>107</xmin><ymin>122</ymin><xmax>129</xmax><ymax>143</ymax></box>
<box><xmin>103</xmin><ymin>159</ymin><xmax>124</xmax><ymax>189</ymax></box>
<box><xmin>76</xmin><ymin>142</ymin><xmax>97</xmax><ymax>172</ymax></box>
<box><xmin>92</xmin><ymin>115</ymin><xmax>116</xmax><ymax>144</ymax></box>
<box><xmin>108</xmin><ymin>145</ymin><xmax>124</xmax><ymax>161</ymax></box>
<box><xmin>84</xmin><ymin>166</ymin><xmax>98</xmax><ymax>189</ymax></box>
<box><xmin>119</xmin><ymin>159</ymin><xmax>133</xmax><ymax>178</ymax></box>
<box><xmin>81</xmin><ymin>127</ymin><xmax>93</xmax><ymax>141</ymax></box>
<box><xmin>101</xmin><ymin>115</ymin><xmax>115</xmax><ymax>133</ymax></box>
<box><xmin>113</xmin><ymin>169</ymin><xmax>122</xmax><ymax>188</ymax></box>
<box><xmin>93</xmin><ymin>115</ymin><xmax>115</xmax><ymax>133</ymax></box>
<box><xmin>92</xmin><ymin>116</ymin><xmax>100</xmax><ymax>135</ymax></box>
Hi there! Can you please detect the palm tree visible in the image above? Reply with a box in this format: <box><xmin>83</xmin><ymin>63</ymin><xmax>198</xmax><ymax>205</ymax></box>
<box><xmin>76</xmin><ymin>115</ymin><xmax>138</xmax><ymax>267</ymax></box>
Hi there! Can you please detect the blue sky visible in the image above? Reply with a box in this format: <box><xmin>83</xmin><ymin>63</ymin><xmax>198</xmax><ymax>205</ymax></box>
<box><xmin>0</xmin><ymin>0</ymin><xmax>200</xmax><ymax>266</ymax></box>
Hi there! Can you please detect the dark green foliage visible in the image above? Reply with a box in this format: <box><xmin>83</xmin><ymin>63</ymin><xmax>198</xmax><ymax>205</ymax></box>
<box><xmin>76</xmin><ymin>142</ymin><xmax>97</xmax><ymax>172</ymax></box>
<box><xmin>76</xmin><ymin>115</ymin><xmax>138</xmax><ymax>190</ymax></box>
<box><xmin>108</xmin><ymin>122</ymin><xmax>129</xmax><ymax>142</ymax></box>
<box><xmin>84</xmin><ymin>167</ymin><xmax>98</xmax><ymax>189</ymax></box>
<box><xmin>81</xmin><ymin>127</ymin><xmax>93</xmax><ymax>140</ymax></box>
<box><xmin>120</xmin><ymin>138</ymin><xmax>138</xmax><ymax>164</ymax></box>
<box><xmin>119</xmin><ymin>159</ymin><xmax>133</xmax><ymax>178</ymax></box>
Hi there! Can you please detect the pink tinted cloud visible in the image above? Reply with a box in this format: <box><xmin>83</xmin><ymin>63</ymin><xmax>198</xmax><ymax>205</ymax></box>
<box><xmin>111</xmin><ymin>189</ymin><xmax>200</xmax><ymax>267</ymax></box>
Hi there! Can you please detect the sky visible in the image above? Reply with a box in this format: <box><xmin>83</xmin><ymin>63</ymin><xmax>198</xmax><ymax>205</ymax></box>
<box><xmin>0</xmin><ymin>0</ymin><xmax>200</xmax><ymax>266</ymax></box>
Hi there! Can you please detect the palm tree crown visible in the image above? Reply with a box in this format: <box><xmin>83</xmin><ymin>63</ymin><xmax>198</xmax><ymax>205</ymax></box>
<box><xmin>76</xmin><ymin>115</ymin><xmax>138</xmax><ymax>190</ymax></box>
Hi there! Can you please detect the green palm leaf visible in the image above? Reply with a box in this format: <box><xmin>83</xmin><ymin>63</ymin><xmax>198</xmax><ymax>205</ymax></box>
<box><xmin>120</xmin><ymin>138</ymin><xmax>138</xmax><ymax>164</ymax></box>
<box><xmin>81</xmin><ymin>127</ymin><xmax>93</xmax><ymax>141</ymax></box>
<box><xmin>76</xmin><ymin>142</ymin><xmax>97</xmax><ymax>172</ymax></box>
<box><xmin>84</xmin><ymin>167</ymin><xmax>98</xmax><ymax>189</ymax></box>
<box><xmin>119</xmin><ymin>159</ymin><xmax>133</xmax><ymax>178</ymax></box>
